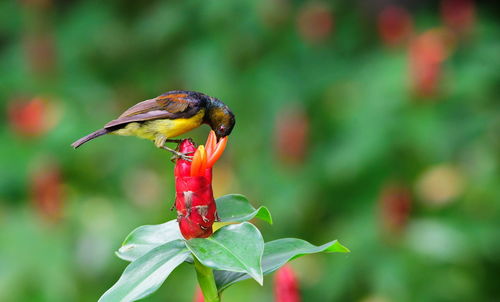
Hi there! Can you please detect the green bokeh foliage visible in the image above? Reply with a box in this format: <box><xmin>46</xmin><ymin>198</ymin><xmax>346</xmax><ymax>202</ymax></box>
<box><xmin>0</xmin><ymin>0</ymin><xmax>499</xmax><ymax>301</ymax></box>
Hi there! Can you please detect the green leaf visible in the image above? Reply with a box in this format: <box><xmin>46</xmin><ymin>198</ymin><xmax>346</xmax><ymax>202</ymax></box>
<box><xmin>214</xmin><ymin>238</ymin><xmax>349</xmax><ymax>292</ymax></box>
<box><xmin>216</xmin><ymin>194</ymin><xmax>272</xmax><ymax>224</ymax></box>
<box><xmin>116</xmin><ymin>220</ymin><xmax>183</xmax><ymax>262</ymax></box>
<box><xmin>99</xmin><ymin>240</ymin><xmax>190</xmax><ymax>302</ymax></box>
<box><xmin>186</xmin><ymin>222</ymin><xmax>265</xmax><ymax>285</ymax></box>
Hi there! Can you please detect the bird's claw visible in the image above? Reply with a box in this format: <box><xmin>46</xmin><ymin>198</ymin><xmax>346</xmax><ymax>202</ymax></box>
<box><xmin>171</xmin><ymin>152</ymin><xmax>193</xmax><ymax>162</ymax></box>
<box><xmin>160</xmin><ymin>146</ymin><xmax>193</xmax><ymax>162</ymax></box>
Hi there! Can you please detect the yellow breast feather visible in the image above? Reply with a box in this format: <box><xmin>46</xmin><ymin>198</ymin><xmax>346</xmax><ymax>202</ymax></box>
<box><xmin>112</xmin><ymin>109</ymin><xmax>205</xmax><ymax>141</ymax></box>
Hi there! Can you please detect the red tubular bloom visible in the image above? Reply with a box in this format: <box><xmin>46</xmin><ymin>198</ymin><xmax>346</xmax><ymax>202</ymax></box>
<box><xmin>274</xmin><ymin>265</ymin><xmax>301</xmax><ymax>302</ymax></box>
<box><xmin>174</xmin><ymin>131</ymin><xmax>228</xmax><ymax>239</ymax></box>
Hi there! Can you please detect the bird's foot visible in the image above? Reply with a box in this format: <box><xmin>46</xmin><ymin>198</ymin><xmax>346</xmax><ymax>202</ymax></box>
<box><xmin>161</xmin><ymin>146</ymin><xmax>193</xmax><ymax>162</ymax></box>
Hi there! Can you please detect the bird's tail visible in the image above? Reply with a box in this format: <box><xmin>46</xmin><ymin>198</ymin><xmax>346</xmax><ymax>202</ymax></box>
<box><xmin>71</xmin><ymin>128</ymin><xmax>109</xmax><ymax>149</ymax></box>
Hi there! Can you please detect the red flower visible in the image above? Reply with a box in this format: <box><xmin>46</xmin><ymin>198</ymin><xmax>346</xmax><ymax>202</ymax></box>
<box><xmin>274</xmin><ymin>265</ymin><xmax>301</xmax><ymax>302</ymax></box>
<box><xmin>174</xmin><ymin>131</ymin><xmax>228</xmax><ymax>239</ymax></box>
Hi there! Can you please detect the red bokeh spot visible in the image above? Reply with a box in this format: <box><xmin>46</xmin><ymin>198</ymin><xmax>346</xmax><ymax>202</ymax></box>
<box><xmin>441</xmin><ymin>0</ymin><xmax>475</xmax><ymax>34</ymax></box>
<box><xmin>378</xmin><ymin>5</ymin><xmax>413</xmax><ymax>47</ymax></box>
<box><xmin>379</xmin><ymin>184</ymin><xmax>412</xmax><ymax>234</ymax></box>
<box><xmin>408</xmin><ymin>29</ymin><xmax>455</xmax><ymax>98</ymax></box>
<box><xmin>8</xmin><ymin>97</ymin><xmax>57</xmax><ymax>138</ymax></box>
<box><xmin>297</xmin><ymin>3</ymin><xmax>334</xmax><ymax>44</ymax></box>
<box><xmin>30</xmin><ymin>162</ymin><xmax>65</xmax><ymax>222</ymax></box>
<box><xmin>274</xmin><ymin>106</ymin><xmax>310</xmax><ymax>165</ymax></box>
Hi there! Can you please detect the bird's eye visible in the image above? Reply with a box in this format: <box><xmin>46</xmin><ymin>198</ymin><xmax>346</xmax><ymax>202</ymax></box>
<box><xmin>219</xmin><ymin>126</ymin><xmax>225</xmax><ymax>132</ymax></box>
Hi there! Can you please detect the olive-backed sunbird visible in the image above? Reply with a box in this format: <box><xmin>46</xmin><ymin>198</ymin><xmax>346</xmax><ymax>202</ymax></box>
<box><xmin>71</xmin><ymin>90</ymin><xmax>235</xmax><ymax>154</ymax></box>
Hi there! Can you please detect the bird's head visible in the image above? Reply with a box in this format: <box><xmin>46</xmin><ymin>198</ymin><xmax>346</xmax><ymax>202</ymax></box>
<box><xmin>206</xmin><ymin>98</ymin><xmax>235</xmax><ymax>139</ymax></box>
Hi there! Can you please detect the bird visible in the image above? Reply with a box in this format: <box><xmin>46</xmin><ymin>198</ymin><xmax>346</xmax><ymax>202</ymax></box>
<box><xmin>71</xmin><ymin>90</ymin><xmax>235</xmax><ymax>158</ymax></box>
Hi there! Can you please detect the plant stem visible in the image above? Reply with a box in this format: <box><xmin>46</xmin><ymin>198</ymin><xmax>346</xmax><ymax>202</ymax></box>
<box><xmin>194</xmin><ymin>257</ymin><xmax>220</xmax><ymax>302</ymax></box>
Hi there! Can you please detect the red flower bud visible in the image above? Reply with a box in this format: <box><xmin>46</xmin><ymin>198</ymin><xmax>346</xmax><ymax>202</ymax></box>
<box><xmin>174</xmin><ymin>132</ymin><xmax>228</xmax><ymax>239</ymax></box>
<box><xmin>274</xmin><ymin>265</ymin><xmax>301</xmax><ymax>302</ymax></box>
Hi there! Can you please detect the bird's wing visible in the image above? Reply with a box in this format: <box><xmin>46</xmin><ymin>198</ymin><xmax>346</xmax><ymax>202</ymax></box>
<box><xmin>104</xmin><ymin>92</ymin><xmax>196</xmax><ymax>129</ymax></box>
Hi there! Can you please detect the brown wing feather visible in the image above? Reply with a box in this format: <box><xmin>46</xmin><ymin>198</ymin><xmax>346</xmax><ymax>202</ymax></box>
<box><xmin>155</xmin><ymin>96</ymin><xmax>190</xmax><ymax>113</ymax></box>
<box><xmin>105</xmin><ymin>110</ymin><xmax>178</xmax><ymax>128</ymax></box>
<box><xmin>104</xmin><ymin>93</ymin><xmax>195</xmax><ymax>129</ymax></box>
<box><xmin>118</xmin><ymin>98</ymin><xmax>158</xmax><ymax>118</ymax></box>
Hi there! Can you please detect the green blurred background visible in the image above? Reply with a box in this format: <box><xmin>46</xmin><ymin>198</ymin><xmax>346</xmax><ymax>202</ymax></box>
<box><xmin>1</xmin><ymin>0</ymin><xmax>499</xmax><ymax>301</ymax></box>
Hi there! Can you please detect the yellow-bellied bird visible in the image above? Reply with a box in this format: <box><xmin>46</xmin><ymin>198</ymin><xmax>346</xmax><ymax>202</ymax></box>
<box><xmin>71</xmin><ymin>90</ymin><xmax>235</xmax><ymax>157</ymax></box>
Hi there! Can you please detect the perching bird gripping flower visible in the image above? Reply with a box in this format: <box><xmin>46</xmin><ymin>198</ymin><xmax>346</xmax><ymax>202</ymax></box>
<box><xmin>99</xmin><ymin>121</ymin><xmax>349</xmax><ymax>302</ymax></box>
<box><xmin>71</xmin><ymin>90</ymin><xmax>235</xmax><ymax>159</ymax></box>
